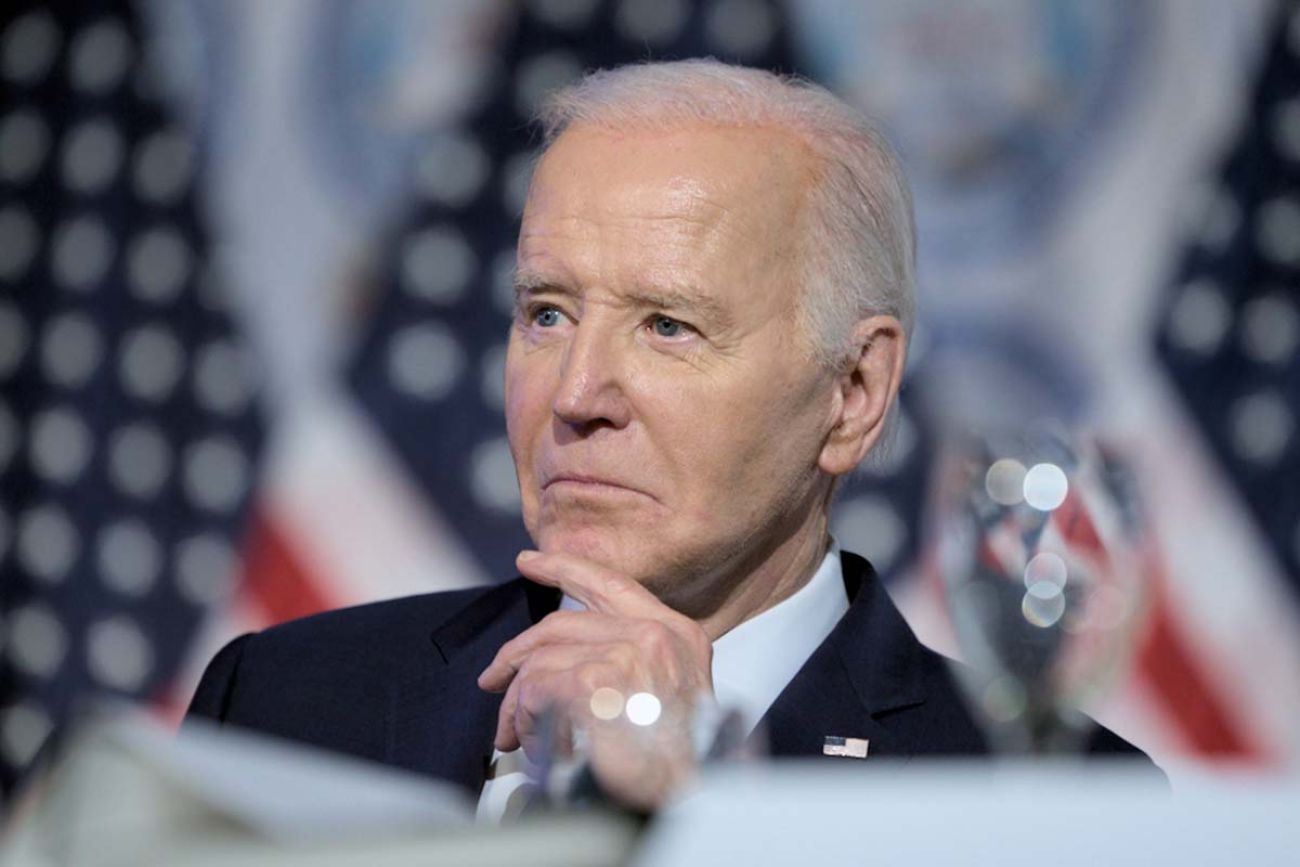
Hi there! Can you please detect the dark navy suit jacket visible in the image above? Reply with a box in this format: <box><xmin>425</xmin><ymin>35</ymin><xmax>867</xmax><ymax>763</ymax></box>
<box><xmin>186</xmin><ymin>551</ymin><xmax>1149</xmax><ymax>796</ymax></box>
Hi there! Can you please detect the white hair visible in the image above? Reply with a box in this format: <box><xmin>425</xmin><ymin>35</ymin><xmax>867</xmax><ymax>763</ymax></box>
<box><xmin>537</xmin><ymin>58</ymin><xmax>916</xmax><ymax>370</ymax></box>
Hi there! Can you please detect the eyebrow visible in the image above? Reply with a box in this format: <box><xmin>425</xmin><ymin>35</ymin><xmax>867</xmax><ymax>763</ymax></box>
<box><xmin>512</xmin><ymin>269</ymin><xmax>568</xmax><ymax>299</ymax></box>
<box><xmin>513</xmin><ymin>269</ymin><xmax>733</xmax><ymax>328</ymax></box>
<box><xmin>624</xmin><ymin>286</ymin><xmax>732</xmax><ymax>327</ymax></box>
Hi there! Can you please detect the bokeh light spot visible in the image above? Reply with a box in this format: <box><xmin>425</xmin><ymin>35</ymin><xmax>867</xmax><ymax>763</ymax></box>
<box><xmin>625</xmin><ymin>691</ymin><xmax>661</xmax><ymax>727</ymax></box>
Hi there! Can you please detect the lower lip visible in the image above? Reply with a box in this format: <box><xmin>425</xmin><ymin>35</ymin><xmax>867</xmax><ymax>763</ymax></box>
<box><xmin>544</xmin><ymin>479</ymin><xmax>643</xmax><ymax>497</ymax></box>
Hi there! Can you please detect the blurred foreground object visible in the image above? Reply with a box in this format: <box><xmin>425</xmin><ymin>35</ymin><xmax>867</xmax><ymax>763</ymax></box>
<box><xmin>933</xmin><ymin>427</ymin><xmax>1149</xmax><ymax>753</ymax></box>
<box><xmin>0</xmin><ymin>707</ymin><xmax>636</xmax><ymax>866</ymax></box>
<box><xmin>636</xmin><ymin>762</ymin><xmax>1297</xmax><ymax>867</ymax></box>
<box><xmin>511</xmin><ymin>692</ymin><xmax>756</xmax><ymax>815</ymax></box>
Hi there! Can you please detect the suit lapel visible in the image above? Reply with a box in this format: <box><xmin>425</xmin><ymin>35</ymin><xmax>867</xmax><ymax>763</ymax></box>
<box><xmin>762</xmin><ymin>551</ymin><xmax>929</xmax><ymax>760</ymax></box>
<box><xmin>386</xmin><ymin>579</ymin><xmax>559</xmax><ymax>796</ymax></box>
<box><xmin>386</xmin><ymin>552</ymin><xmax>931</xmax><ymax>788</ymax></box>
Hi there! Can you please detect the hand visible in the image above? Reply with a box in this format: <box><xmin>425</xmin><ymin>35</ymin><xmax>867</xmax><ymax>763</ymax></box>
<box><xmin>477</xmin><ymin>550</ymin><xmax>714</xmax><ymax>809</ymax></box>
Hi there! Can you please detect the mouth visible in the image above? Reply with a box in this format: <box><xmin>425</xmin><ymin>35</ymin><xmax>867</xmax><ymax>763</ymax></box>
<box><xmin>542</xmin><ymin>473</ymin><xmax>651</xmax><ymax>499</ymax></box>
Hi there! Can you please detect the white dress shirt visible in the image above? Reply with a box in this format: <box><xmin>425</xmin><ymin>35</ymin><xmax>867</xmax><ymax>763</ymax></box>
<box><xmin>710</xmin><ymin>541</ymin><xmax>848</xmax><ymax>737</ymax></box>
<box><xmin>476</xmin><ymin>543</ymin><xmax>849</xmax><ymax>822</ymax></box>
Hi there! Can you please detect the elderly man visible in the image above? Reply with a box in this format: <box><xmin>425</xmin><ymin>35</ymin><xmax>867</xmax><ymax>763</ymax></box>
<box><xmin>188</xmin><ymin>59</ymin><xmax>1144</xmax><ymax>814</ymax></box>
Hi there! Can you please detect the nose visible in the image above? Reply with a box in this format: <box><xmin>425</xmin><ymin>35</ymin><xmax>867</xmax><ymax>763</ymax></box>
<box><xmin>552</xmin><ymin>320</ymin><xmax>632</xmax><ymax>432</ymax></box>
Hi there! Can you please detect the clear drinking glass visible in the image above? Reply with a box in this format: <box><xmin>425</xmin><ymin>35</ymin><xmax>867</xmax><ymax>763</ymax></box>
<box><xmin>930</xmin><ymin>423</ymin><xmax>1149</xmax><ymax>754</ymax></box>
<box><xmin>524</xmin><ymin>690</ymin><xmax>757</xmax><ymax>813</ymax></box>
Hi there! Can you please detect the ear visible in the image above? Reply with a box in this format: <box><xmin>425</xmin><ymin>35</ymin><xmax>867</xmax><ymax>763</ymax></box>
<box><xmin>818</xmin><ymin>315</ymin><xmax>907</xmax><ymax>476</ymax></box>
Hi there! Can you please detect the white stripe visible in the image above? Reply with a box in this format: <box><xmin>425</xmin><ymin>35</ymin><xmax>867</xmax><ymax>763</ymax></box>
<box><xmin>1129</xmin><ymin>389</ymin><xmax>1300</xmax><ymax>764</ymax></box>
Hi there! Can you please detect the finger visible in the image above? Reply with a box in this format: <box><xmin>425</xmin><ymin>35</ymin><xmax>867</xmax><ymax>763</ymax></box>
<box><xmin>516</xmin><ymin>550</ymin><xmax>679</xmax><ymax>621</ymax></box>
<box><xmin>514</xmin><ymin>683</ymin><xmax>549</xmax><ymax>762</ymax></box>
<box><xmin>523</xmin><ymin>710</ymin><xmax>575</xmax><ymax>763</ymax></box>
<box><xmin>492</xmin><ymin>644</ymin><xmax>621</xmax><ymax>750</ymax></box>
<box><xmin>497</xmin><ymin>650</ymin><xmax>632</xmax><ymax>755</ymax></box>
<box><xmin>516</xmin><ymin>659</ymin><xmax>626</xmax><ymax>763</ymax></box>
<box><xmin>494</xmin><ymin>674</ymin><xmax>522</xmax><ymax>752</ymax></box>
<box><xmin>512</xmin><ymin>669</ymin><xmax>576</xmax><ymax>762</ymax></box>
<box><xmin>478</xmin><ymin>610</ymin><xmax>628</xmax><ymax>692</ymax></box>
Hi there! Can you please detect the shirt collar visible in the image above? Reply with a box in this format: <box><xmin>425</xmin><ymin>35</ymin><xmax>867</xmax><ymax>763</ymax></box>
<box><xmin>710</xmin><ymin>540</ymin><xmax>848</xmax><ymax>735</ymax></box>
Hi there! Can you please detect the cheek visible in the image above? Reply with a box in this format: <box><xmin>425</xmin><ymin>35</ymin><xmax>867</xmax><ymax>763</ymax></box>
<box><xmin>504</xmin><ymin>354</ymin><xmax>549</xmax><ymax>473</ymax></box>
<box><xmin>672</xmin><ymin>369</ymin><xmax>830</xmax><ymax>495</ymax></box>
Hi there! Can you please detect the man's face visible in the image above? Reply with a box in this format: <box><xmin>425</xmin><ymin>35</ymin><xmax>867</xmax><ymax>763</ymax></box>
<box><xmin>506</xmin><ymin>123</ymin><xmax>841</xmax><ymax>610</ymax></box>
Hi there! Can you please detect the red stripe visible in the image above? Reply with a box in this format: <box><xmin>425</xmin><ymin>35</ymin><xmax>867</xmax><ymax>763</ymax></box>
<box><xmin>1134</xmin><ymin>553</ymin><xmax>1269</xmax><ymax>761</ymax></box>
<box><xmin>927</xmin><ymin>492</ymin><xmax>1269</xmax><ymax>761</ymax></box>
<box><xmin>1054</xmin><ymin>489</ymin><xmax>1267</xmax><ymax>759</ymax></box>
<box><xmin>149</xmin><ymin>512</ymin><xmax>334</xmax><ymax>727</ymax></box>
<box><xmin>1054</xmin><ymin>490</ymin><xmax>1109</xmax><ymax>568</ymax></box>
<box><xmin>236</xmin><ymin>509</ymin><xmax>336</xmax><ymax>627</ymax></box>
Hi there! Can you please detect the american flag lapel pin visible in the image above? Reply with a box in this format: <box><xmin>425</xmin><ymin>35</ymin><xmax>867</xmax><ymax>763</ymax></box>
<box><xmin>822</xmin><ymin>736</ymin><xmax>869</xmax><ymax>759</ymax></box>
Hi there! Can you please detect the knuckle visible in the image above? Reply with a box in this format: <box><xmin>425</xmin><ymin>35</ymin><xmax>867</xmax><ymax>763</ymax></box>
<box><xmin>517</xmin><ymin>678</ymin><xmax>547</xmax><ymax>715</ymax></box>
<box><xmin>610</xmin><ymin>642</ymin><xmax>638</xmax><ymax>671</ymax></box>
<box><xmin>669</xmin><ymin>618</ymin><xmax>710</xmax><ymax>660</ymax></box>
<box><xmin>541</xmin><ymin>609</ymin><xmax>578</xmax><ymax>630</ymax></box>
<box><xmin>515</xmin><ymin>651</ymin><xmax>540</xmax><ymax>679</ymax></box>
<box><xmin>599</xmin><ymin>571</ymin><xmax>625</xmax><ymax>602</ymax></box>
<box><xmin>530</xmin><ymin>643</ymin><xmax>568</xmax><ymax>670</ymax></box>
<box><xmin>636</xmin><ymin>621</ymin><xmax>671</xmax><ymax>654</ymax></box>
<box><xmin>574</xmin><ymin>662</ymin><xmax>613</xmax><ymax>694</ymax></box>
<box><xmin>574</xmin><ymin>668</ymin><xmax>601</xmax><ymax>695</ymax></box>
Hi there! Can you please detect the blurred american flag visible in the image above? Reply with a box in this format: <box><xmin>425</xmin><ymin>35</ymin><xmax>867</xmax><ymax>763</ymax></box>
<box><xmin>2</xmin><ymin>0</ymin><xmax>1298</xmax><ymax>801</ymax></box>
<box><xmin>1149</xmin><ymin>0</ymin><xmax>1300</xmax><ymax>761</ymax></box>
<box><xmin>0</xmin><ymin>0</ymin><xmax>262</xmax><ymax>797</ymax></box>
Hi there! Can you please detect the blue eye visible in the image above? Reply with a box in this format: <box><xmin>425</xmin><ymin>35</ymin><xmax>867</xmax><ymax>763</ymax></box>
<box><xmin>534</xmin><ymin>307</ymin><xmax>562</xmax><ymax>327</ymax></box>
<box><xmin>652</xmin><ymin>316</ymin><xmax>684</xmax><ymax>337</ymax></box>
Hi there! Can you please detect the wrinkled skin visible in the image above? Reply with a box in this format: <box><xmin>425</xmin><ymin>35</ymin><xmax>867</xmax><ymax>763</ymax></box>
<box><xmin>479</xmin><ymin>123</ymin><xmax>906</xmax><ymax>810</ymax></box>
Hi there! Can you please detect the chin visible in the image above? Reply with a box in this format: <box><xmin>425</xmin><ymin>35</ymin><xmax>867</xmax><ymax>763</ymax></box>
<box><xmin>536</xmin><ymin>524</ymin><xmax>656</xmax><ymax>584</ymax></box>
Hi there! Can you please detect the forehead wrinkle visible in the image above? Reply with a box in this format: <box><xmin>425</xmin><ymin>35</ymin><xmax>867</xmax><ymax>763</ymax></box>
<box><xmin>517</xmin><ymin>125</ymin><xmax>817</xmax><ymax>324</ymax></box>
<box><xmin>602</xmin><ymin>180</ymin><xmax>767</xmax><ymax>254</ymax></box>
